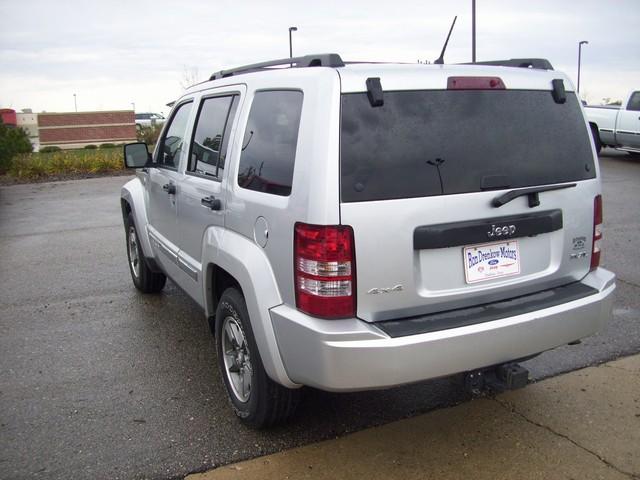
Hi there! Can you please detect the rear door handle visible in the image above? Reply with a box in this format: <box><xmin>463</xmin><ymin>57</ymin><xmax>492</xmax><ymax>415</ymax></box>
<box><xmin>162</xmin><ymin>183</ymin><xmax>176</xmax><ymax>194</ymax></box>
<box><xmin>201</xmin><ymin>195</ymin><xmax>222</xmax><ymax>211</ymax></box>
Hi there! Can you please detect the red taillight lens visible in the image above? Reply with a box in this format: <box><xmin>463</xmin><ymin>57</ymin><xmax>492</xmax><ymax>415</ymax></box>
<box><xmin>447</xmin><ymin>76</ymin><xmax>506</xmax><ymax>90</ymax></box>
<box><xmin>294</xmin><ymin>223</ymin><xmax>356</xmax><ymax>319</ymax></box>
<box><xmin>591</xmin><ymin>195</ymin><xmax>603</xmax><ymax>270</ymax></box>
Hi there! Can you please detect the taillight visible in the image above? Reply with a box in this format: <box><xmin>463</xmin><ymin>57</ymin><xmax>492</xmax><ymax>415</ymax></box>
<box><xmin>447</xmin><ymin>76</ymin><xmax>506</xmax><ymax>90</ymax></box>
<box><xmin>591</xmin><ymin>195</ymin><xmax>603</xmax><ymax>270</ymax></box>
<box><xmin>294</xmin><ymin>223</ymin><xmax>356</xmax><ymax>319</ymax></box>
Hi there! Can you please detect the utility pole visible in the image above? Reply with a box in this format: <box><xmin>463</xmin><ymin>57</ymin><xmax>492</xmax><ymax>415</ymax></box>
<box><xmin>472</xmin><ymin>0</ymin><xmax>476</xmax><ymax>62</ymax></box>
<box><xmin>289</xmin><ymin>26</ymin><xmax>298</xmax><ymax>67</ymax></box>
<box><xmin>577</xmin><ymin>40</ymin><xmax>588</xmax><ymax>94</ymax></box>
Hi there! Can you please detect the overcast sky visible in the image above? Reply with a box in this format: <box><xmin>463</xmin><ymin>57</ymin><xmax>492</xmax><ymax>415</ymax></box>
<box><xmin>1</xmin><ymin>0</ymin><xmax>638</xmax><ymax>115</ymax></box>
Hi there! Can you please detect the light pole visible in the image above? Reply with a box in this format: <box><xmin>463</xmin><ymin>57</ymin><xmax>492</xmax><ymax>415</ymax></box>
<box><xmin>131</xmin><ymin>102</ymin><xmax>135</xmax><ymax>112</ymax></box>
<box><xmin>577</xmin><ymin>40</ymin><xmax>588</xmax><ymax>94</ymax></box>
<box><xmin>73</xmin><ymin>93</ymin><xmax>77</xmax><ymax>112</ymax></box>
<box><xmin>289</xmin><ymin>26</ymin><xmax>298</xmax><ymax>66</ymax></box>
<box><xmin>472</xmin><ymin>0</ymin><xmax>476</xmax><ymax>62</ymax></box>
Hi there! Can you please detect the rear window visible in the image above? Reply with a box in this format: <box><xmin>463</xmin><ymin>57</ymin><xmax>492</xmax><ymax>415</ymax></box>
<box><xmin>627</xmin><ymin>91</ymin><xmax>640</xmax><ymax>111</ymax></box>
<box><xmin>340</xmin><ymin>90</ymin><xmax>596</xmax><ymax>203</ymax></box>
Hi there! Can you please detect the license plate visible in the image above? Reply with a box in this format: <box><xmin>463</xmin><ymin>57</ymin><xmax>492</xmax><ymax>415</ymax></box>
<box><xmin>463</xmin><ymin>240</ymin><xmax>521</xmax><ymax>284</ymax></box>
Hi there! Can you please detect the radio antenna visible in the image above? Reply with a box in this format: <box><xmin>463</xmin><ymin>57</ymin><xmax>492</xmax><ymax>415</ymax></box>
<box><xmin>434</xmin><ymin>16</ymin><xmax>457</xmax><ymax>65</ymax></box>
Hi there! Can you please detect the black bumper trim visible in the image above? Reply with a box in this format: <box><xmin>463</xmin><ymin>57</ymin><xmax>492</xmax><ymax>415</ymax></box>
<box><xmin>375</xmin><ymin>282</ymin><xmax>598</xmax><ymax>338</ymax></box>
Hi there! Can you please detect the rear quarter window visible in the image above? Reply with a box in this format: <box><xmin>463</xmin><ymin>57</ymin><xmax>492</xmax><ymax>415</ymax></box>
<box><xmin>237</xmin><ymin>90</ymin><xmax>303</xmax><ymax>196</ymax></box>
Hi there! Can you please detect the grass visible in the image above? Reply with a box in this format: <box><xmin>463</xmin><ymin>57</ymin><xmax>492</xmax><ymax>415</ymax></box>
<box><xmin>8</xmin><ymin>148</ymin><xmax>125</xmax><ymax>180</ymax></box>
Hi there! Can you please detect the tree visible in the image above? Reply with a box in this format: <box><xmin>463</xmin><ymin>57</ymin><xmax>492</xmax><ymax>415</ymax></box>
<box><xmin>180</xmin><ymin>66</ymin><xmax>200</xmax><ymax>90</ymax></box>
<box><xmin>203</xmin><ymin>134</ymin><xmax>222</xmax><ymax>151</ymax></box>
<box><xmin>0</xmin><ymin>121</ymin><xmax>33</xmax><ymax>173</ymax></box>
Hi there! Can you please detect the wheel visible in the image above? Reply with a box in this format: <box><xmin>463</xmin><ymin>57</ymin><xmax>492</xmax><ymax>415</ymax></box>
<box><xmin>590</xmin><ymin>124</ymin><xmax>602</xmax><ymax>154</ymax></box>
<box><xmin>125</xmin><ymin>212</ymin><xmax>166</xmax><ymax>293</ymax></box>
<box><xmin>215</xmin><ymin>287</ymin><xmax>300</xmax><ymax>428</ymax></box>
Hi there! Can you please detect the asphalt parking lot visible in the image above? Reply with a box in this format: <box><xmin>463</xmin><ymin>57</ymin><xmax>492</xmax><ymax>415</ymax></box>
<box><xmin>1</xmin><ymin>149</ymin><xmax>639</xmax><ymax>480</ymax></box>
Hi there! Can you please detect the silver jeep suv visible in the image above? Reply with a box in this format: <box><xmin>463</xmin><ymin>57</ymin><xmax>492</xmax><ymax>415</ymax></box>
<box><xmin>121</xmin><ymin>54</ymin><xmax>615</xmax><ymax>427</ymax></box>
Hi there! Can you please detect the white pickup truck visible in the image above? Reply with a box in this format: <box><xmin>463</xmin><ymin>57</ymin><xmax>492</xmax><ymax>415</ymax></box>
<box><xmin>586</xmin><ymin>90</ymin><xmax>640</xmax><ymax>155</ymax></box>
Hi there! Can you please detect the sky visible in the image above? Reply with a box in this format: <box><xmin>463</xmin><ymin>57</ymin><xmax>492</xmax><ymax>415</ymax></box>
<box><xmin>1</xmin><ymin>0</ymin><xmax>638</xmax><ymax>115</ymax></box>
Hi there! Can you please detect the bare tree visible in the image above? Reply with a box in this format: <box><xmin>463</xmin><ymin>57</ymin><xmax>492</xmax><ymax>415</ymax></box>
<box><xmin>180</xmin><ymin>66</ymin><xmax>200</xmax><ymax>90</ymax></box>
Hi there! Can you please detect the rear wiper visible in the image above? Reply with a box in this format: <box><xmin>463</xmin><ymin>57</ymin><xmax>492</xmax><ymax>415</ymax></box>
<box><xmin>492</xmin><ymin>183</ymin><xmax>577</xmax><ymax>208</ymax></box>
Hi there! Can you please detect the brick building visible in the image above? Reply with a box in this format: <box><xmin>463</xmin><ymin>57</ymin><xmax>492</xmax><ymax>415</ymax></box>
<box><xmin>38</xmin><ymin>110</ymin><xmax>137</xmax><ymax>149</ymax></box>
<box><xmin>16</xmin><ymin>111</ymin><xmax>39</xmax><ymax>151</ymax></box>
<box><xmin>0</xmin><ymin>108</ymin><xmax>17</xmax><ymax>126</ymax></box>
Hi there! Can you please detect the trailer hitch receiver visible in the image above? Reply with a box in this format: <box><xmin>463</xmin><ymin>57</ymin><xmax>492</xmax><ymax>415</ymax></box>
<box><xmin>464</xmin><ymin>362</ymin><xmax>529</xmax><ymax>395</ymax></box>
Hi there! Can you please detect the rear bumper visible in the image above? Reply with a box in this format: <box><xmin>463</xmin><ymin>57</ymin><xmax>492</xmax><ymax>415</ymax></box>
<box><xmin>270</xmin><ymin>268</ymin><xmax>615</xmax><ymax>392</ymax></box>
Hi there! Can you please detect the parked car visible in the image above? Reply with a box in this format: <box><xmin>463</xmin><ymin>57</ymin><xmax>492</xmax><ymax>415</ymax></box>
<box><xmin>121</xmin><ymin>54</ymin><xmax>615</xmax><ymax>428</ymax></box>
<box><xmin>135</xmin><ymin>112</ymin><xmax>165</xmax><ymax>129</ymax></box>
<box><xmin>586</xmin><ymin>90</ymin><xmax>640</xmax><ymax>154</ymax></box>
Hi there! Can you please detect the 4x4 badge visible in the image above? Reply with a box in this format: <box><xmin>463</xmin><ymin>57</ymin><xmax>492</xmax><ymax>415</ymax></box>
<box><xmin>488</xmin><ymin>224</ymin><xmax>516</xmax><ymax>238</ymax></box>
<box><xmin>367</xmin><ymin>285</ymin><xmax>404</xmax><ymax>295</ymax></box>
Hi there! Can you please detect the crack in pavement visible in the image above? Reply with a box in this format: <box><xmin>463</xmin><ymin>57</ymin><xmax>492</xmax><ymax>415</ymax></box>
<box><xmin>616</xmin><ymin>278</ymin><xmax>640</xmax><ymax>290</ymax></box>
<box><xmin>602</xmin><ymin>363</ymin><xmax>639</xmax><ymax>374</ymax></box>
<box><xmin>0</xmin><ymin>288</ymin><xmax>136</xmax><ymax>310</ymax></box>
<box><xmin>492</xmin><ymin>396</ymin><xmax>638</xmax><ymax>479</ymax></box>
<box><xmin>0</xmin><ymin>223</ymin><xmax>121</xmax><ymax>239</ymax></box>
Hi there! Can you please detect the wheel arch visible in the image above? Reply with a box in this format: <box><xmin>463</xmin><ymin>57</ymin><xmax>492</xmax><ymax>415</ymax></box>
<box><xmin>202</xmin><ymin>227</ymin><xmax>299</xmax><ymax>389</ymax></box>
<box><xmin>589</xmin><ymin>122</ymin><xmax>603</xmax><ymax>152</ymax></box>
<box><xmin>208</xmin><ymin>263</ymin><xmax>241</xmax><ymax>314</ymax></box>
<box><xmin>120</xmin><ymin>197</ymin><xmax>132</xmax><ymax>221</ymax></box>
<box><xmin>121</xmin><ymin>177</ymin><xmax>154</xmax><ymax>259</ymax></box>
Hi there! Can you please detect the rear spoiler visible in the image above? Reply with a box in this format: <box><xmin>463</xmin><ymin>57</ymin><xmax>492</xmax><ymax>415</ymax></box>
<box><xmin>462</xmin><ymin>58</ymin><xmax>554</xmax><ymax>70</ymax></box>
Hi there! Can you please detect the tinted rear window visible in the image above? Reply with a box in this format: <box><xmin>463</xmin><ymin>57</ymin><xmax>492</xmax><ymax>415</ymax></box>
<box><xmin>237</xmin><ymin>90</ymin><xmax>303</xmax><ymax>196</ymax></box>
<box><xmin>340</xmin><ymin>90</ymin><xmax>596</xmax><ymax>202</ymax></box>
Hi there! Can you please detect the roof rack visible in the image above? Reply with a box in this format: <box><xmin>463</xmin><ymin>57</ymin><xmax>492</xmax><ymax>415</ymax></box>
<box><xmin>209</xmin><ymin>53</ymin><xmax>345</xmax><ymax>80</ymax></box>
<box><xmin>464</xmin><ymin>58</ymin><xmax>554</xmax><ymax>70</ymax></box>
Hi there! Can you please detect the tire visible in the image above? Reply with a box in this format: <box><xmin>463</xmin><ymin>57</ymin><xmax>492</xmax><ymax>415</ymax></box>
<box><xmin>125</xmin><ymin>212</ymin><xmax>166</xmax><ymax>293</ymax></box>
<box><xmin>590</xmin><ymin>124</ymin><xmax>602</xmax><ymax>154</ymax></box>
<box><xmin>215</xmin><ymin>287</ymin><xmax>300</xmax><ymax>428</ymax></box>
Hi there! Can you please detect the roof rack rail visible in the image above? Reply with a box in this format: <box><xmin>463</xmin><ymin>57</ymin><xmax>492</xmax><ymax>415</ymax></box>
<box><xmin>464</xmin><ymin>58</ymin><xmax>554</xmax><ymax>70</ymax></box>
<box><xmin>209</xmin><ymin>53</ymin><xmax>345</xmax><ymax>80</ymax></box>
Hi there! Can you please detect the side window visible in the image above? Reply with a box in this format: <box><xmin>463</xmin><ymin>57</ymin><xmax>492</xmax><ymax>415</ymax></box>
<box><xmin>188</xmin><ymin>95</ymin><xmax>237</xmax><ymax>178</ymax></box>
<box><xmin>627</xmin><ymin>92</ymin><xmax>640</xmax><ymax>112</ymax></box>
<box><xmin>237</xmin><ymin>90</ymin><xmax>303</xmax><ymax>196</ymax></box>
<box><xmin>216</xmin><ymin>99</ymin><xmax>238</xmax><ymax>179</ymax></box>
<box><xmin>156</xmin><ymin>102</ymin><xmax>192</xmax><ymax>169</ymax></box>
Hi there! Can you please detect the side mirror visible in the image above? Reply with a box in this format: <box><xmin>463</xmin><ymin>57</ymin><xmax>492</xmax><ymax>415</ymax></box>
<box><xmin>124</xmin><ymin>142</ymin><xmax>150</xmax><ymax>168</ymax></box>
